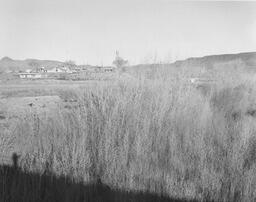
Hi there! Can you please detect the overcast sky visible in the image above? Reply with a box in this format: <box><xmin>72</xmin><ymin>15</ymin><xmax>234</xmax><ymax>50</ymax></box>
<box><xmin>0</xmin><ymin>0</ymin><xmax>256</xmax><ymax>65</ymax></box>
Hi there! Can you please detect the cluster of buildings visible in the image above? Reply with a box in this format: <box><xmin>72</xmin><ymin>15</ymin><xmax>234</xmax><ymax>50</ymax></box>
<box><xmin>17</xmin><ymin>65</ymin><xmax>115</xmax><ymax>79</ymax></box>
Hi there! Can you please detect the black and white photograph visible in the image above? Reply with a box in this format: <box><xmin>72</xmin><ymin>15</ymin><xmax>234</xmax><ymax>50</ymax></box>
<box><xmin>0</xmin><ymin>0</ymin><xmax>256</xmax><ymax>201</ymax></box>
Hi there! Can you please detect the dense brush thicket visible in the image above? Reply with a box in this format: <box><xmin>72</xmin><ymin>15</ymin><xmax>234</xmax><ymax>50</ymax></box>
<box><xmin>2</xmin><ymin>74</ymin><xmax>256</xmax><ymax>201</ymax></box>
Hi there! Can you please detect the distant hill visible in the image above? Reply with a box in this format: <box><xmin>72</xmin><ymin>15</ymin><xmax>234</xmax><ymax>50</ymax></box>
<box><xmin>0</xmin><ymin>57</ymin><xmax>66</xmax><ymax>73</ymax></box>
<box><xmin>1</xmin><ymin>52</ymin><xmax>256</xmax><ymax>75</ymax></box>
<box><xmin>0</xmin><ymin>57</ymin><xmax>109</xmax><ymax>73</ymax></box>
<box><xmin>127</xmin><ymin>52</ymin><xmax>256</xmax><ymax>78</ymax></box>
<box><xmin>173</xmin><ymin>52</ymin><xmax>256</xmax><ymax>69</ymax></box>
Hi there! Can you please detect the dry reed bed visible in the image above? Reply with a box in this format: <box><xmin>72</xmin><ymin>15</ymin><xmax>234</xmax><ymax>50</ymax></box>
<box><xmin>3</xmin><ymin>76</ymin><xmax>256</xmax><ymax>201</ymax></box>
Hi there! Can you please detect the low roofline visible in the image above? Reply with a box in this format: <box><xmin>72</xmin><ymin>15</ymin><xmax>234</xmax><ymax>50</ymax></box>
<box><xmin>18</xmin><ymin>72</ymin><xmax>41</xmax><ymax>75</ymax></box>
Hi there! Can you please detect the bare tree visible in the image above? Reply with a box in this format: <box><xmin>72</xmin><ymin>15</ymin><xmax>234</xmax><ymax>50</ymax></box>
<box><xmin>112</xmin><ymin>51</ymin><xmax>128</xmax><ymax>69</ymax></box>
<box><xmin>65</xmin><ymin>60</ymin><xmax>76</xmax><ymax>66</ymax></box>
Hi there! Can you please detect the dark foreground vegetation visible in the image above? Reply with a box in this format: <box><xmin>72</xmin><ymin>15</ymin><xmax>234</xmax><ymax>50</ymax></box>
<box><xmin>0</xmin><ymin>154</ymin><xmax>197</xmax><ymax>202</ymax></box>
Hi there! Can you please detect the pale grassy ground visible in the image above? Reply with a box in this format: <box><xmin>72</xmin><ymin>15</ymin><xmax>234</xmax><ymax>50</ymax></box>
<box><xmin>2</xmin><ymin>71</ymin><xmax>256</xmax><ymax>201</ymax></box>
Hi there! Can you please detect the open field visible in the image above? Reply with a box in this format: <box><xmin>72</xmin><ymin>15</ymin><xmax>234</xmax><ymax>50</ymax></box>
<box><xmin>1</xmin><ymin>71</ymin><xmax>256</xmax><ymax>201</ymax></box>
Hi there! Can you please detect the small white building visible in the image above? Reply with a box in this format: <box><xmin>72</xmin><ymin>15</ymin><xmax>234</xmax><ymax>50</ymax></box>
<box><xmin>25</xmin><ymin>69</ymin><xmax>32</xmax><ymax>73</ymax></box>
<box><xmin>38</xmin><ymin>67</ymin><xmax>47</xmax><ymax>73</ymax></box>
<box><xmin>48</xmin><ymin>67</ymin><xmax>72</xmax><ymax>73</ymax></box>
<box><xmin>103</xmin><ymin>66</ymin><xmax>115</xmax><ymax>72</ymax></box>
<box><xmin>18</xmin><ymin>73</ymin><xmax>47</xmax><ymax>79</ymax></box>
<box><xmin>47</xmin><ymin>67</ymin><xmax>61</xmax><ymax>73</ymax></box>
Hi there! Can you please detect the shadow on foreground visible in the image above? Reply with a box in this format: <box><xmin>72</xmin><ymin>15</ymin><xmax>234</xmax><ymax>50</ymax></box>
<box><xmin>0</xmin><ymin>153</ymin><xmax>198</xmax><ymax>202</ymax></box>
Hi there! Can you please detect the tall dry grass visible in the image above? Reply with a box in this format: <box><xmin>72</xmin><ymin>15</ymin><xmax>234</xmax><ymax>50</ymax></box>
<box><xmin>3</xmin><ymin>73</ymin><xmax>256</xmax><ymax>201</ymax></box>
